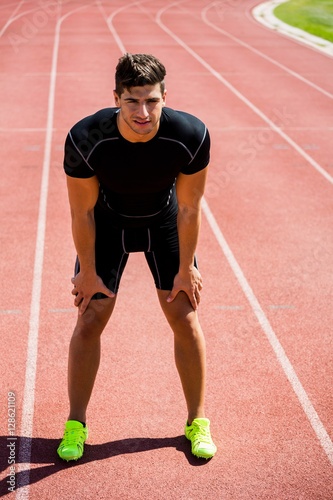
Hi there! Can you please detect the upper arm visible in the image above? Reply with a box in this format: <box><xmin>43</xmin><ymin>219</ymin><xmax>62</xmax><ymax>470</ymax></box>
<box><xmin>66</xmin><ymin>175</ymin><xmax>99</xmax><ymax>215</ymax></box>
<box><xmin>176</xmin><ymin>167</ymin><xmax>208</xmax><ymax>210</ymax></box>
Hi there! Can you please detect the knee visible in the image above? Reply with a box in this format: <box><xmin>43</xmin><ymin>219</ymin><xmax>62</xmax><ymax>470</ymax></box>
<box><xmin>73</xmin><ymin>299</ymin><xmax>114</xmax><ymax>339</ymax></box>
<box><xmin>170</xmin><ymin>311</ymin><xmax>193</xmax><ymax>329</ymax></box>
<box><xmin>73</xmin><ymin>312</ymin><xmax>107</xmax><ymax>340</ymax></box>
<box><xmin>168</xmin><ymin>310</ymin><xmax>202</xmax><ymax>338</ymax></box>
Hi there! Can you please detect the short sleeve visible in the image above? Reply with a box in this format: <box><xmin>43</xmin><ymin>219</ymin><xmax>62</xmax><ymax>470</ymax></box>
<box><xmin>180</xmin><ymin>127</ymin><xmax>210</xmax><ymax>175</ymax></box>
<box><xmin>63</xmin><ymin>131</ymin><xmax>95</xmax><ymax>178</ymax></box>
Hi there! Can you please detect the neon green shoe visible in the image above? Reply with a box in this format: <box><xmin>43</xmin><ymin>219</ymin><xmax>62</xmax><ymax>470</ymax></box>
<box><xmin>185</xmin><ymin>418</ymin><xmax>217</xmax><ymax>459</ymax></box>
<box><xmin>57</xmin><ymin>420</ymin><xmax>88</xmax><ymax>461</ymax></box>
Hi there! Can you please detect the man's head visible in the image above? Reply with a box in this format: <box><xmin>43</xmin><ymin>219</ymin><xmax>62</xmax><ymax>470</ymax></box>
<box><xmin>113</xmin><ymin>53</ymin><xmax>167</xmax><ymax>143</ymax></box>
<box><xmin>115</xmin><ymin>53</ymin><xmax>166</xmax><ymax>96</ymax></box>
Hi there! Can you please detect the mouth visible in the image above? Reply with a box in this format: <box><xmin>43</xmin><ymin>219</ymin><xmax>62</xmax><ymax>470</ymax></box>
<box><xmin>133</xmin><ymin>119</ymin><xmax>150</xmax><ymax>126</ymax></box>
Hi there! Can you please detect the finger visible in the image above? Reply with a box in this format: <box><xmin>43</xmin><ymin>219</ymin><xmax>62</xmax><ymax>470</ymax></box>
<box><xmin>166</xmin><ymin>289</ymin><xmax>179</xmax><ymax>303</ymax></box>
<box><xmin>74</xmin><ymin>294</ymin><xmax>82</xmax><ymax>307</ymax></box>
<box><xmin>185</xmin><ymin>289</ymin><xmax>197</xmax><ymax>310</ymax></box>
<box><xmin>78</xmin><ymin>297</ymin><xmax>89</xmax><ymax>316</ymax></box>
<box><xmin>190</xmin><ymin>295</ymin><xmax>198</xmax><ymax>310</ymax></box>
<box><xmin>102</xmin><ymin>286</ymin><xmax>116</xmax><ymax>299</ymax></box>
<box><xmin>194</xmin><ymin>284</ymin><xmax>202</xmax><ymax>307</ymax></box>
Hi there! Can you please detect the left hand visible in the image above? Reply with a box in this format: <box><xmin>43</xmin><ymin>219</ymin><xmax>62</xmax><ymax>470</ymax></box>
<box><xmin>166</xmin><ymin>266</ymin><xmax>203</xmax><ymax>310</ymax></box>
<box><xmin>71</xmin><ymin>271</ymin><xmax>115</xmax><ymax>315</ymax></box>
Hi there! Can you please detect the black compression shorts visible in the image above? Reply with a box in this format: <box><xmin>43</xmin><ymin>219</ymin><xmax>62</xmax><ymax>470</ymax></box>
<box><xmin>74</xmin><ymin>210</ymin><xmax>197</xmax><ymax>298</ymax></box>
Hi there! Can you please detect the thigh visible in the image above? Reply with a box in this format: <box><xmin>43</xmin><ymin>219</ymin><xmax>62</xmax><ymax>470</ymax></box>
<box><xmin>145</xmin><ymin>217</ymin><xmax>198</xmax><ymax>291</ymax></box>
<box><xmin>74</xmin><ymin>215</ymin><xmax>129</xmax><ymax>297</ymax></box>
<box><xmin>157</xmin><ymin>289</ymin><xmax>200</xmax><ymax>333</ymax></box>
<box><xmin>95</xmin><ymin>220</ymin><xmax>129</xmax><ymax>295</ymax></box>
<box><xmin>145</xmin><ymin>219</ymin><xmax>180</xmax><ymax>291</ymax></box>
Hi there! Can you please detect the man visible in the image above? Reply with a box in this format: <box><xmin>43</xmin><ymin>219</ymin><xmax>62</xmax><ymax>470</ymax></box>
<box><xmin>57</xmin><ymin>53</ymin><xmax>216</xmax><ymax>461</ymax></box>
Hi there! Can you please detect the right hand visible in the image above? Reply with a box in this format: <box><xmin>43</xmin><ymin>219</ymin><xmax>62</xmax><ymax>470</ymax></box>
<box><xmin>71</xmin><ymin>271</ymin><xmax>115</xmax><ymax>315</ymax></box>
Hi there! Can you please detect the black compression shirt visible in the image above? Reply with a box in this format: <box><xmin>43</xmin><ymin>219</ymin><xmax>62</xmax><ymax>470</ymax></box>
<box><xmin>63</xmin><ymin>107</ymin><xmax>210</xmax><ymax>228</ymax></box>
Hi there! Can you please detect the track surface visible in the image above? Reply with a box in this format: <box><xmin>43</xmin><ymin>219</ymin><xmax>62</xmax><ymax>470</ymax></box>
<box><xmin>1</xmin><ymin>1</ymin><xmax>333</xmax><ymax>498</ymax></box>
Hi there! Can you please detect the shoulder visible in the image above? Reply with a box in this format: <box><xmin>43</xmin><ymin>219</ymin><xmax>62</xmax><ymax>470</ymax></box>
<box><xmin>159</xmin><ymin>108</ymin><xmax>209</xmax><ymax>159</ymax></box>
<box><xmin>69</xmin><ymin>107</ymin><xmax>119</xmax><ymax>144</ymax></box>
<box><xmin>160</xmin><ymin>107</ymin><xmax>207</xmax><ymax>139</ymax></box>
<box><xmin>64</xmin><ymin>108</ymin><xmax>119</xmax><ymax>177</ymax></box>
<box><xmin>159</xmin><ymin>108</ymin><xmax>210</xmax><ymax>173</ymax></box>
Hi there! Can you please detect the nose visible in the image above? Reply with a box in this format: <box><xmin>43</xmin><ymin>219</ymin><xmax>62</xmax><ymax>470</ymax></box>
<box><xmin>137</xmin><ymin>102</ymin><xmax>149</xmax><ymax>119</ymax></box>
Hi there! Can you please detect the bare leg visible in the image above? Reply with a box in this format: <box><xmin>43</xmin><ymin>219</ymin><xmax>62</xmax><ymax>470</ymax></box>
<box><xmin>67</xmin><ymin>297</ymin><xmax>117</xmax><ymax>423</ymax></box>
<box><xmin>157</xmin><ymin>290</ymin><xmax>206</xmax><ymax>424</ymax></box>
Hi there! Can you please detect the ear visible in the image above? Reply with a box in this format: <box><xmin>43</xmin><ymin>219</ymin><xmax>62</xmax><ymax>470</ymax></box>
<box><xmin>113</xmin><ymin>90</ymin><xmax>120</xmax><ymax>107</ymax></box>
<box><xmin>162</xmin><ymin>90</ymin><xmax>167</xmax><ymax>106</ymax></box>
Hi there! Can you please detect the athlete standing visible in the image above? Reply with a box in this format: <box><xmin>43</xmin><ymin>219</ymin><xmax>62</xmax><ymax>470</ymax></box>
<box><xmin>57</xmin><ymin>53</ymin><xmax>217</xmax><ymax>461</ymax></box>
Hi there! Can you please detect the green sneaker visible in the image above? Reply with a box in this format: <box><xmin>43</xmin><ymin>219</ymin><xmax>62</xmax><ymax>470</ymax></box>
<box><xmin>185</xmin><ymin>418</ymin><xmax>217</xmax><ymax>459</ymax></box>
<box><xmin>57</xmin><ymin>420</ymin><xmax>88</xmax><ymax>461</ymax></box>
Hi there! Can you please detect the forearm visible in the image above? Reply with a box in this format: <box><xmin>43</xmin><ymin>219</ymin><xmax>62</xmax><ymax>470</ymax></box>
<box><xmin>177</xmin><ymin>204</ymin><xmax>201</xmax><ymax>272</ymax></box>
<box><xmin>71</xmin><ymin>209</ymin><xmax>96</xmax><ymax>272</ymax></box>
<box><xmin>66</xmin><ymin>175</ymin><xmax>114</xmax><ymax>313</ymax></box>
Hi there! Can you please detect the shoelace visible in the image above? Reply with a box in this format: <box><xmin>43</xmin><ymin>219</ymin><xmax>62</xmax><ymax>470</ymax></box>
<box><xmin>62</xmin><ymin>429</ymin><xmax>85</xmax><ymax>447</ymax></box>
<box><xmin>188</xmin><ymin>422</ymin><xmax>211</xmax><ymax>444</ymax></box>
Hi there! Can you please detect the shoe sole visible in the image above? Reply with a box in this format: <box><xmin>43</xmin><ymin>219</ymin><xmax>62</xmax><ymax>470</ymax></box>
<box><xmin>57</xmin><ymin>448</ymin><xmax>84</xmax><ymax>461</ymax></box>
<box><xmin>185</xmin><ymin>435</ymin><xmax>216</xmax><ymax>459</ymax></box>
<box><xmin>189</xmin><ymin>446</ymin><xmax>216</xmax><ymax>460</ymax></box>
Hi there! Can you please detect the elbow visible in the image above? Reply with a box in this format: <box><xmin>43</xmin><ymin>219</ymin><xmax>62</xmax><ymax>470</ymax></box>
<box><xmin>178</xmin><ymin>199</ymin><xmax>202</xmax><ymax>216</ymax></box>
<box><xmin>70</xmin><ymin>207</ymin><xmax>95</xmax><ymax>222</ymax></box>
<box><xmin>177</xmin><ymin>203</ymin><xmax>201</xmax><ymax>226</ymax></box>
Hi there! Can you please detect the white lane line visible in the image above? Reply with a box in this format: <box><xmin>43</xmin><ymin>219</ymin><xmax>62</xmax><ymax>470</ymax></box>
<box><xmin>0</xmin><ymin>309</ymin><xmax>22</xmax><ymax>314</ymax></box>
<box><xmin>0</xmin><ymin>0</ymin><xmax>73</xmax><ymax>39</ymax></box>
<box><xmin>201</xmin><ymin>198</ymin><xmax>333</xmax><ymax>466</ymax></box>
<box><xmin>97</xmin><ymin>0</ymin><xmax>146</xmax><ymax>54</ymax></box>
<box><xmin>0</xmin><ymin>0</ymin><xmax>25</xmax><ymax>37</ymax></box>
<box><xmin>202</xmin><ymin>2</ymin><xmax>333</xmax><ymax>100</ymax></box>
<box><xmin>0</xmin><ymin>128</ymin><xmax>51</xmax><ymax>132</ymax></box>
<box><xmin>16</xmin><ymin>8</ymin><xmax>61</xmax><ymax>499</ymax></box>
<box><xmin>15</xmin><ymin>4</ymin><xmax>90</xmax><ymax>499</ymax></box>
<box><xmin>96</xmin><ymin>0</ymin><xmax>126</xmax><ymax>53</ymax></box>
<box><xmin>156</xmin><ymin>1</ymin><xmax>333</xmax><ymax>466</ymax></box>
<box><xmin>0</xmin><ymin>3</ymin><xmax>54</xmax><ymax>39</ymax></box>
<box><xmin>156</xmin><ymin>2</ymin><xmax>333</xmax><ymax>186</ymax></box>
<box><xmin>1</xmin><ymin>126</ymin><xmax>332</xmax><ymax>133</ymax></box>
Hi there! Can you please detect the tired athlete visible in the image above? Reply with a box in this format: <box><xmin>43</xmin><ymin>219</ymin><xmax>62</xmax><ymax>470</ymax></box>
<box><xmin>57</xmin><ymin>53</ymin><xmax>217</xmax><ymax>461</ymax></box>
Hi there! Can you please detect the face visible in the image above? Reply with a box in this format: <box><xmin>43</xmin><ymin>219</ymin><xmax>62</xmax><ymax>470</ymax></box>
<box><xmin>114</xmin><ymin>84</ymin><xmax>166</xmax><ymax>142</ymax></box>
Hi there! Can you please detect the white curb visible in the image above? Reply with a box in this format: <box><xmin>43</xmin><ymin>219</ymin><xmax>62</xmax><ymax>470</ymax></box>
<box><xmin>252</xmin><ymin>0</ymin><xmax>333</xmax><ymax>57</ymax></box>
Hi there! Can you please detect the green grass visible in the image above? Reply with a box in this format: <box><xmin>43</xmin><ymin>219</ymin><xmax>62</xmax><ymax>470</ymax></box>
<box><xmin>274</xmin><ymin>0</ymin><xmax>333</xmax><ymax>43</ymax></box>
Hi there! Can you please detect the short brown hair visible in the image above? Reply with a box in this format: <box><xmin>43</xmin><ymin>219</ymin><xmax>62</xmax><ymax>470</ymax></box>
<box><xmin>115</xmin><ymin>53</ymin><xmax>166</xmax><ymax>96</ymax></box>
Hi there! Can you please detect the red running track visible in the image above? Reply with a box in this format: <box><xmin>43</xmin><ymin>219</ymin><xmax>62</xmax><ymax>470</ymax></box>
<box><xmin>0</xmin><ymin>1</ymin><xmax>332</xmax><ymax>498</ymax></box>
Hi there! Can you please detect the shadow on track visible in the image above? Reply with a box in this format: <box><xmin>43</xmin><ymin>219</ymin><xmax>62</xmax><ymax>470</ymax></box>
<box><xmin>0</xmin><ymin>434</ymin><xmax>209</xmax><ymax>495</ymax></box>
